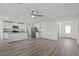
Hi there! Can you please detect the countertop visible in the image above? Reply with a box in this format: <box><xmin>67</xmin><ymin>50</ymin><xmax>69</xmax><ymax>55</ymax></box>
<box><xmin>4</xmin><ymin>31</ymin><xmax>27</xmax><ymax>34</ymax></box>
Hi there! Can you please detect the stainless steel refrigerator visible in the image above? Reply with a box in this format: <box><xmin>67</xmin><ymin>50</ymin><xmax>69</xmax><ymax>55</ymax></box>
<box><xmin>31</xmin><ymin>27</ymin><xmax>38</xmax><ymax>38</ymax></box>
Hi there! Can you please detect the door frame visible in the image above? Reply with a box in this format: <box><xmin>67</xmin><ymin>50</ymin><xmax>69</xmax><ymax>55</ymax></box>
<box><xmin>57</xmin><ymin>20</ymin><xmax>78</xmax><ymax>40</ymax></box>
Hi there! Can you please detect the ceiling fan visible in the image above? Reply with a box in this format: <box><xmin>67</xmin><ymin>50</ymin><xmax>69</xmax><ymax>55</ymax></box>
<box><xmin>30</xmin><ymin>10</ymin><xmax>43</xmax><ymax>18</ymax></box>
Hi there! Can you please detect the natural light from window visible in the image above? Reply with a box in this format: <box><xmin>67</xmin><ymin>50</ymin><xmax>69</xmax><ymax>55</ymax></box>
<box><xmin>65</xmin><ymin>25</ymin><xmax>71</xmax><ymax>34</ymax></box>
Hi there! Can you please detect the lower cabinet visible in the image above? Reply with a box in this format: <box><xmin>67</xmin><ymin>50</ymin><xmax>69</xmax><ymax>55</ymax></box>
<box><xmin>7</xmin><ymin>33</ymin><xmax>27</xmax><ymax>42</ymax></box>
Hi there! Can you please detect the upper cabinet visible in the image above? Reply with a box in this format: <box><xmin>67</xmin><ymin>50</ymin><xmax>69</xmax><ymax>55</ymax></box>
<box><xmin>18</xmin><ymin>24</ymin><xmax>27</xmax><ymax>32</ymax></box>
<box><xmin>3</xmin><ymin>22</ymin><xmax>12</xmax><ymax>29</ymax></box>
<box><xmin>3</xmin><ymin>21</ymin><xmax>27</xmax><ymax>32</ymax></box>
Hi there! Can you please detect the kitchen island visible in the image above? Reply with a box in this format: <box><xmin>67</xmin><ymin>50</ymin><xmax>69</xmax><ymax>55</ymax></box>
<box><xmin>4</xmin><ymin>32</ymin><xmax>27</xmax><ymax>42</ymax></box>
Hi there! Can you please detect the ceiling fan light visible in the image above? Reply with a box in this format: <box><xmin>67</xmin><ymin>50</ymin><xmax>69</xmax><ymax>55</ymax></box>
<box><xmin>33</xmin><ymin>11</ymin><xmax>37</xmax><ymax>14</ymax></box>
<box><xmin>31</xmin><ymin>15</ymin><xmax>35</xmax><ymax>18</ymax></box>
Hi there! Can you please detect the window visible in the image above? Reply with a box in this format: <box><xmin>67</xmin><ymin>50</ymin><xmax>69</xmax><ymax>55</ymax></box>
<box><xmin>65</xmin><ymin>25</ymin><xmax>71</xmax><ymax>34</ymax></box>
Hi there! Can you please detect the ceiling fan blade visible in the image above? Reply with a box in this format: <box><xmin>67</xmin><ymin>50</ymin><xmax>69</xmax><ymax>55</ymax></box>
<box><xmin>36</xmin><ymin>14</ymin><xmax>43</xmax><ymax>17</ymax></box>
<box><xmin>30</xmin><ymin>10</ymin><xmax>43</xmax><ymax>17</ymax></box>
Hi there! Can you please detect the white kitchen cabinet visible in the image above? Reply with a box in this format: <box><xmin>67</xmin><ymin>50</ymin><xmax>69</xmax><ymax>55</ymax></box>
<box><xmin>3</xmin><ymin>22</ymin><xmax>12</xmax><ymax>29</ymax></box>
<box><xmin>36</xmin><ymin>32</ymin><xmax>41</xmax><ymax>38</ymax></box>
<box><xmin>19</xmin><ymin>24</ymin><xmax>27</xmax><ymax>32</ymax></box>
<box><xmin>0</xmin><ymin>21</ymin><xmax>3</xmax><ymax>40</ymax></box>
<box><xmin>8</xmin><ymin>33</ymin><xmax>27</xmax><ymax>42</ymax></box>
<box><xmin>3</xmin><ymin>33</ymin><xmax>9</xmax><ymax>39</ymax></box>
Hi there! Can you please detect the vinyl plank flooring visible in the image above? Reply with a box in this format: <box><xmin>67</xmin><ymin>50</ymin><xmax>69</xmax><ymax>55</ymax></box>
<box><xmin>0</xmin><ymin>38</ymin><xmax>79</xmax><ymax>56</ymax></box>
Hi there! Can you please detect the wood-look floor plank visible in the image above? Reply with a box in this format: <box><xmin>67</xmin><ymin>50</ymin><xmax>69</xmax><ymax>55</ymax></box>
<box><xmin>0</xmin><ymin>38</ymin><xmax>79</xmax><ymax>56</ymax></box>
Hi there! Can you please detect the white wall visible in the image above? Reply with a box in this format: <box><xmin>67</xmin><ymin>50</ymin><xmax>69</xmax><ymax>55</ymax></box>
<box><xmin>77</xmin><ymin>17</ymin><xmax>79</xmax><ymax>44</ymax></box>
<box><xmin>40</xmin><ymin>17</ymin><xmax>78</xmax><ymax>40</ymax></box>
<box><xmin>41</xmin><ymin>21</ymin><xmax>58</xmax><ymax>40</ymax></box>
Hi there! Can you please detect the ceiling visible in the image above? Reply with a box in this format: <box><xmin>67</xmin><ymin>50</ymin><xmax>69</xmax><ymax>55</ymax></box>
<box><xmin>0</xmin><ymin>3</ymin><xmax>79</xmax><ymax>23</ymax></box>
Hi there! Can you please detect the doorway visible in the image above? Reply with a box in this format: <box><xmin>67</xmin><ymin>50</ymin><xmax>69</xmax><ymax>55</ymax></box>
<box><xmin>58</xmin><ymin>20</ymin><xmax>77</xmax><ymax>40</ymax></box>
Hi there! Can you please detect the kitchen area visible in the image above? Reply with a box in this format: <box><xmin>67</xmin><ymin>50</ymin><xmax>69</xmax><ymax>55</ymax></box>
<box><xmin>3</xmin><ymin>20</ymin><xmax>28</xmax><ymax>42</ymax></box>
<box><xmin>3</xmin><ymin>20</ymin><xmax>41</xmax><ymax>42</ymax></box>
